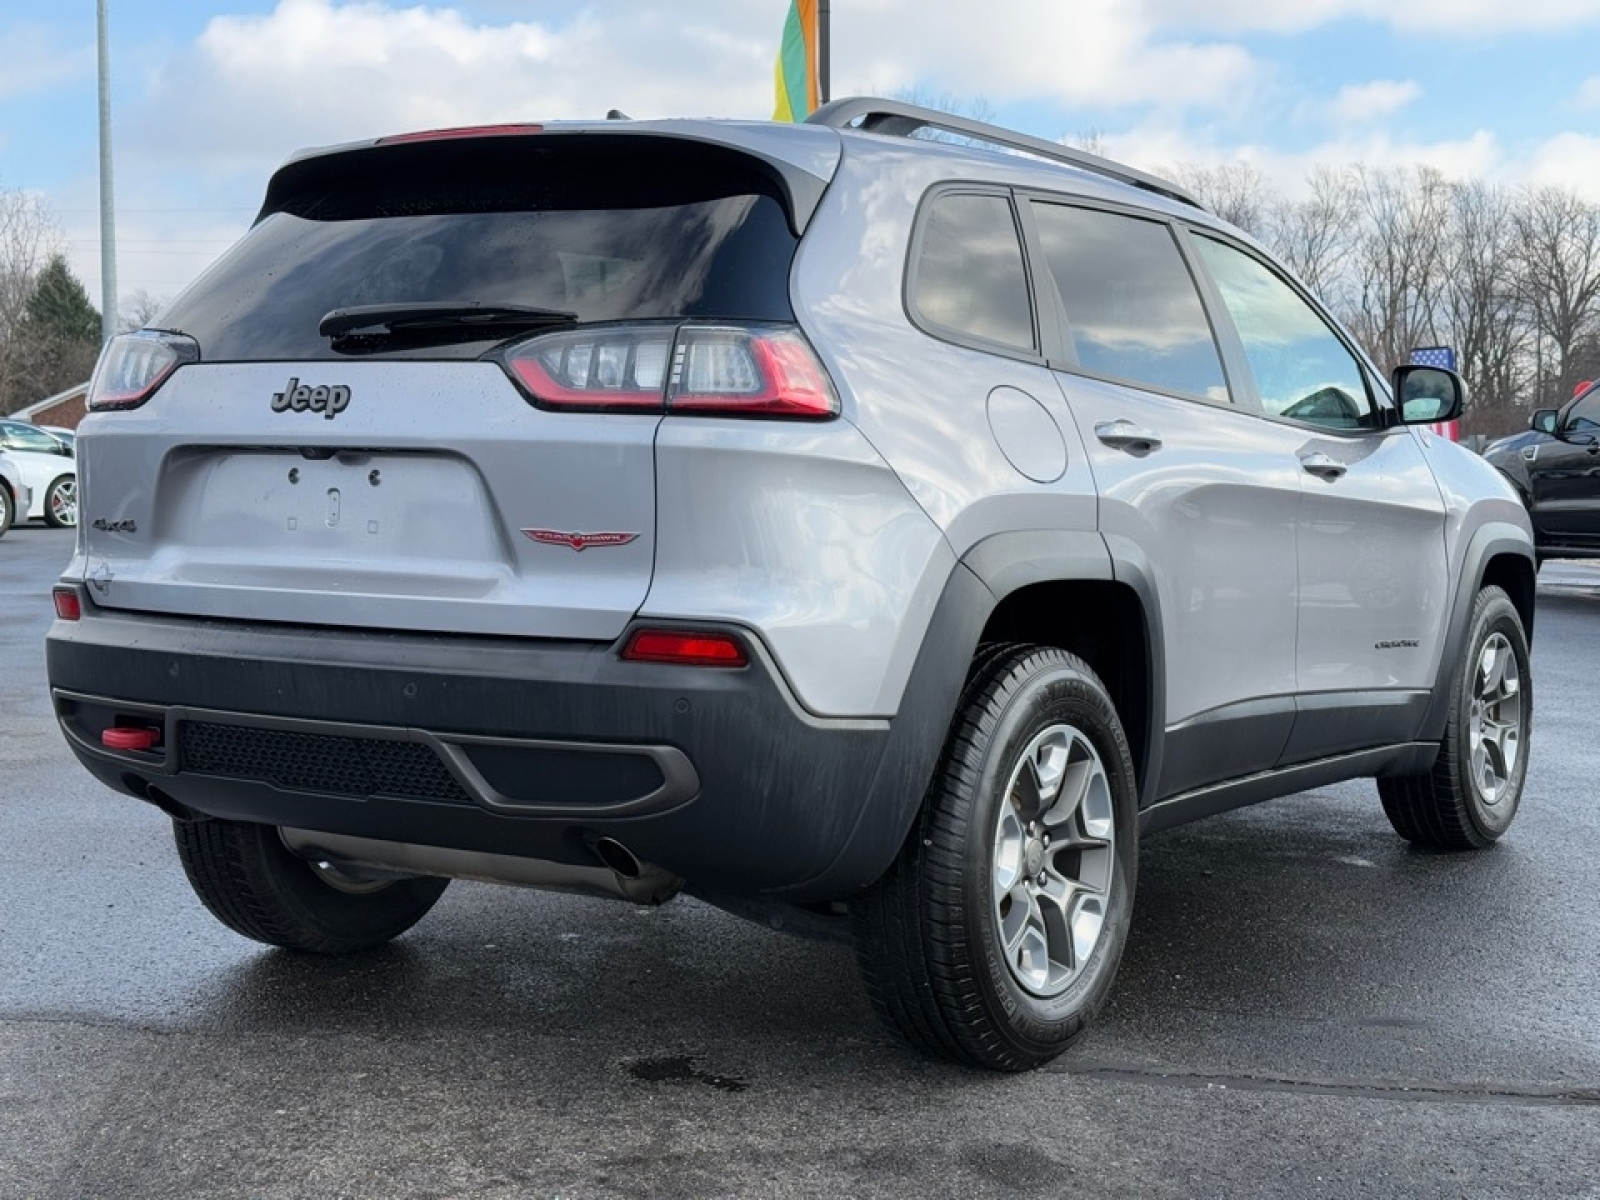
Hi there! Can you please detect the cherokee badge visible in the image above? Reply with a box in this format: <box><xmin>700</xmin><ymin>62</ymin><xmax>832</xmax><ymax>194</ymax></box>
<box><xmin>521</xmin><ymin>528</ymin><xmax>640</xmax><ymax>551</ymax></box>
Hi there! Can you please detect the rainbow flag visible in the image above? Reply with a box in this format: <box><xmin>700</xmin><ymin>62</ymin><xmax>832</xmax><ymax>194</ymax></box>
<box><xmin>773</xmin><ymin>0</ymin><xmax>820</xmax><ymax>122</ymax></box>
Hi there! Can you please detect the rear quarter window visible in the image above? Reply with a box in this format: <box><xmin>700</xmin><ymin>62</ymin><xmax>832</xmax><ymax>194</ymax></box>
<box><xmin>907</xmin><ymin>190</ymin><xmax>1036</xmax><ymax>355</ymax></box>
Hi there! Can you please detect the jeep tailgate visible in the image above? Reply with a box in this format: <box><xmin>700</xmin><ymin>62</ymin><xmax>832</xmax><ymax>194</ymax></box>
<box><xmin>73</xmin><ymin>361</ymin><xmax>657</xmax><ymax>640</ymax></box>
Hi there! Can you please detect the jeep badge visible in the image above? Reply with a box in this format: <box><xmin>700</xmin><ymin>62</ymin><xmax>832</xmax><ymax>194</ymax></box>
<box><xmin>271</xmin><ymin>377</ymin><xmax>351</xmax><ymax>419</ymax></box>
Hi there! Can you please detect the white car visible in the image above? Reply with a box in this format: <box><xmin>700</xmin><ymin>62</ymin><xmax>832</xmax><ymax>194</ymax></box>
<box><xmin>0</xmin><ymin>450</ymin><xmax>33</xmax><ymax>537</ymax></box>
<box><xmin>0</xmin><ymin>418</ymin><xmax>75</xmax><ymax>527</ymax></box>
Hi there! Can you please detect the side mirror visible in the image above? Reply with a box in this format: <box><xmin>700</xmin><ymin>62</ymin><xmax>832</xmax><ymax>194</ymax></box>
<box><xmin>1530</xmin><ymin>409</ymin><xmax>1559</xmax><ymax>434</ymax></box>
<box><xmin>1393</xmin><ymin>364</ymin><xmax>1464</xmax><ymax>425</ymax></box>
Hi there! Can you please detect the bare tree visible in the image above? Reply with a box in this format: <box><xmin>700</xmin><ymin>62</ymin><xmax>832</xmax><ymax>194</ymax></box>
<box><xmin>1342</xmin><ymin>165</ymin><xmax>1451</xmax><ymax>374</ymax></box>
<box><xmin>119</xmin><ymin>288</ymin><xmax>169</xmax><ymax>333</ymax></box>
<box><xmin>0</xmin><ymin>185</ymin><xmax>63</xmax><ymax>413</ymax></box>
<box><xmin>1167</xmin><ymin>161</ymin><xmax>1276</xmax><ymax>240</ymax></box>
<box><xmin>1444</xmin><ymin>181</ymin><xmax>1530</xmax><ymax>436</ymax></box>
<box><xmin>1513</xmin><ymin>186</ymin><xmax>1600</xmax><ymax>408</ymax></box>
<box><xmin>1264</xmin><ymin>166</ymin><xmax>1361</xmax><ymax>304</ymax></box>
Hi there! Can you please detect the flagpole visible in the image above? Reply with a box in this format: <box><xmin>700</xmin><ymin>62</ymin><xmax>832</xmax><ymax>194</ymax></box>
<box><xmin>818</xmin><ymin>0</ymin><xmax>830</xmax><ymax>105</ymax></box>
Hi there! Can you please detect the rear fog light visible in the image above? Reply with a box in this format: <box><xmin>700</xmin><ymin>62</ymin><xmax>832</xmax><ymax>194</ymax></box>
<box><xmin>53</xmin><ymin>588</ymin><xmax>81</xmax><ymax>621</ymax></box>
<box><xmin>621</xmin><ymin>629</ymin><xmax>750</xmax><ymax>667</ymax></box>
<box><xmin>102</xmin><ymin>726</ymin><xmax>162</xmax><ymax>752</ymax></box>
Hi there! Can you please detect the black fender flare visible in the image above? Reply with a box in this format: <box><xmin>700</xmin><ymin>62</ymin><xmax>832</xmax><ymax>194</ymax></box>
<box><xmin>1417</xmin><ymin>521</ymin><xmax>1536</xmax><ymax>743</ymax></box>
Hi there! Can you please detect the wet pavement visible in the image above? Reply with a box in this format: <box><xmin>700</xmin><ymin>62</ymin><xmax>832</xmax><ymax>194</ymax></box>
<box><xmin>3</xmin><ymin>524</ymin><xmax>1598</xmax><ymax>1198</ymax></box>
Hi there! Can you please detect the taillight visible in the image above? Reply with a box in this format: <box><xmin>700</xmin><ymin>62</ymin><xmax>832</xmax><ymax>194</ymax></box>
<box><xmin>87</xmin><ymin>331</ymin><xmax>199</xmax><ymax>411</ymax></box>
<box><xmin>621</xmin><ymin>629</ymin><xmax>749</xmax><ymax>667</ymax></box>
<box><xmin>669</xmin><ymin>327</ymin><xmax>837</xmax><ymax>418</ymax></box>
<box><xmin>507</xmin><ymin>326</ymin><xmax>672</xmax><ymax>412</ymax></box>
<box><xmin>501</xmin><ymin>323</ymin><xmax>838</xmax><ymax>420</ymax></box>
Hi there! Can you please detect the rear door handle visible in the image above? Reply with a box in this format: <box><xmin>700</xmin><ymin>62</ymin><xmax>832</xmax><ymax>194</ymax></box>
<box><xmin>1094</xmin><ymin>420</ymin><xmax>1163</xmax><ymax>454</ymax></box>
<box><xmin>1298</xmin><ymin>451</ymin><xmax>1347</xmax><ymax>481</ymax></box>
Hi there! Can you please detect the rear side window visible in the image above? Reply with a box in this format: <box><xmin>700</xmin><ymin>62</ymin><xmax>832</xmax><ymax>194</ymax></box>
<box><xmin>158</xmin><ymin>136</ymin><xmax>801</xmax><ymax>362</ymax></box>
<box><xmin>1030</xmin><ymin>202</ymin><xmax>1229</xmax><ymax>403</ymax></box>
<box><xmin>909</xmin><ymin>191</ymin><xmax>1035</xmax><ymax>353</ymax></box>
<box><xmin>1192</xmin><ymin>235</ymin><xmax>1376</xmax><ymax>430</ymax></box>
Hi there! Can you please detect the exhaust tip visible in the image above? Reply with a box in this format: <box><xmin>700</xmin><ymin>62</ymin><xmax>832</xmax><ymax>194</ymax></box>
<box><xmin>591</xmin><ymin>836</ymin><xmax>643</xmax><ymax>880</ymax></box>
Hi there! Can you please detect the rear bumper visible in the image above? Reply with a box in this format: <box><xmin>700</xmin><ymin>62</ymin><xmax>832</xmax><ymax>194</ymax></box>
<box><xmin>46</xmin><ymin>592</ymin><xmax>944</xmax><ymax>903</ymax></box>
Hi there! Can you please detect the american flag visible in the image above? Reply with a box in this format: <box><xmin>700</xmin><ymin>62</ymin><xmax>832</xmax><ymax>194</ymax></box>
<box><xmin>1410</xmin><ymin>345</ymin><xmax>1457</xmax><ymax>370</ymax></box>
<box><xmin>1408</xmin><ymin>346</ymin><xmax>1460</xmax><ymax>440</ymax></box>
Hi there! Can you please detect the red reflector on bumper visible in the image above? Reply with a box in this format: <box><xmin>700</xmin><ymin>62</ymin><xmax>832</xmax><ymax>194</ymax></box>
<box><xmin>53</xmin><ymin>588</ymin><xmax>81</xmax><ymax>621</ymax></box>
<box><xmin>621</xmin><ymin>630</ymin><xmax>749</xmax><ymax>667</ymax></box>
<box><xmin>102</xmin><ymin>726</ymin><xmax>161</xmax><ymax>752</ymax></box>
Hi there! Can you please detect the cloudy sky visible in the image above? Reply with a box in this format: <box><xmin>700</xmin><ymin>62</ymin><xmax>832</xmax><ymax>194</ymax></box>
<box><xmin>3</xmin><ymin>0</ymin><xmax>1600</xmax><ymax>313</ymax></box>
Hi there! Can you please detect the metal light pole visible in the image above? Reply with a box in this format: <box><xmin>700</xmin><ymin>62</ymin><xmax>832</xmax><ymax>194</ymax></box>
<box><xmin>97</xmin><ymin>0</ymin><xmax>118</xmax><ymax>343</ymax></box>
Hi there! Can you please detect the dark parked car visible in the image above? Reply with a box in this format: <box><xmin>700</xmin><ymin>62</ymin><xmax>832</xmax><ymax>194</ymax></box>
<box><xmin>1485</xmin><ymin>380</ymin><xmax>1600</xmax><ymax>563</ymax></box>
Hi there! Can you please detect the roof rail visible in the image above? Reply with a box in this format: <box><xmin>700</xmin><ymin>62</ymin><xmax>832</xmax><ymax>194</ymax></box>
<box><xmin>806</xmin><ymin>96</ymin><xmax>1204</xmax><ymax>212</ymax></box>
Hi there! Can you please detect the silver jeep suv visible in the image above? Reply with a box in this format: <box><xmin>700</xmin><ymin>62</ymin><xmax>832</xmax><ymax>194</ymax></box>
<box><xmin>48</xmin><ymin>99</ymin><xmax>1536</xmax><ymax>1071</ymax></box>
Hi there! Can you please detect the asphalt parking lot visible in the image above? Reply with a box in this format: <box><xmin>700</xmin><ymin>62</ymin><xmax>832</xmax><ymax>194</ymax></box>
<box><xmin>3</xmin><ymin>524</ymin><xmax>1599</xmax><ymax>1199</ymax></box>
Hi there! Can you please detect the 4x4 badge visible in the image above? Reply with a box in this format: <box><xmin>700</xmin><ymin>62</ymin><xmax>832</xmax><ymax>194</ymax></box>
<box><xmin>522</xmin><ymin>528</ymin><xmax>639</xmax><ymax>552</ymax></box>
<box><xmin>271</xmin><ymin>377</ymin><xmax>351</xmax><ymax>419</ymax></box>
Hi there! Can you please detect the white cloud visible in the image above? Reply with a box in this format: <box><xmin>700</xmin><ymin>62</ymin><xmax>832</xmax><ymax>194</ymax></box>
<box><xmin>127</xmin><ymin>0</ymin><xmax>1263</xmax><ymax>175</ymax></box>
<box><xmin>1101</xmin><ymin>122</ymin><xmax>1502</xmax><ymax>199</ymax></box>
<box><xmin>1329</xmin><ymin>80</ymin><xmax>1422</xmax><ymax>124</ymax></box>
<box><xmin>1143</xmin><ymin>0</ymin><xmax>1600</xmax><ymax>34</ymax></box>
<box><xmin>1579</xmin><ymin>76</ymin><xmax>1600</xmax><ymax>107</ymax></box>
<box><xmin>1527</xmin><ymin>132</ymin><xmax>1600</xmax><ymax>199</ymax></box>
<box><xmin>839</xmin><ymin>0</ymin><xmax>1260</xmax><ymax>109</ymax></box>
<box><xmin>130</xmin><ymin>0</ymin><xmax>774</xmax><ymax>170</ymax></box>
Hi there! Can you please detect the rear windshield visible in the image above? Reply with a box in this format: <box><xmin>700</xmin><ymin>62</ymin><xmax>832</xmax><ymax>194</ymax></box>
<box><xmin>159</xmin><ymin>135</ymin><xmax>801</xmax><ymax>361</ymax></box>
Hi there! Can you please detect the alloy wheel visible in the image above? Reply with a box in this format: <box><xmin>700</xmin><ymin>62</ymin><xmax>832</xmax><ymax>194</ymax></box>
<box><xmin>1468</xmin><ymin>631</ymin><xmax>1523</xmax><ymax>806</ymax></box>
<box><xmin>991</xmin><ymin>723</ymin><xmax>1116</xmax><ymax>998</ymax></box>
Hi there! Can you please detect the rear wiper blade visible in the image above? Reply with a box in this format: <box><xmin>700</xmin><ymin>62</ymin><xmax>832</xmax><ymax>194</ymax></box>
<box><xmin>319</xmin><ymin>302</ymin><xmax>578</xmax><ymax>339</ymax></box>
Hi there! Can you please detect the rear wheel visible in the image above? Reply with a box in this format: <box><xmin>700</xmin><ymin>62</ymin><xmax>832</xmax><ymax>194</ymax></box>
<box><xmin>0</xmin><ymin>484</ymin><xmax>12</xmax><ymax>537</ymax></box>
<box><xmin>1377</xmin><ymin>585</ymin><xmax>1531</xmax><ymax>849</ymax></box>
<box><xmin>173</xmin><ymin>818</ymin><xmax>449</xmax><ymax>953</ymax></box>
<box><xmin>853</xmin><ymin>645</ymin><xmax>1138</xmax><ymax>1071</ymax></box>
<box><xmin>44</xmin><ymin>475</ymin><xmax>76</xmax><ymax>528</ymax></box>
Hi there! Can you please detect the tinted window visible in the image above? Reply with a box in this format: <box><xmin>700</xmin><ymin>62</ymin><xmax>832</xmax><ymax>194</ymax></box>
<box><xmin>1567</xmin><ymin>388</ymin><xmax>1600</xmax><ymax>433</ymax></box>
<box><xmin>911</xmin><ymin>192</ymin><xmax>1035</xmax><ymax>352</ymax></box>
<box><xmin>1193</xmin><ymin>236</ymin><xmax>1375</xmax><ymax>430</ymax></box>
<box><xmin>159</xmin><ymin>138</ymin><xmax>800</xmax><ymax>362</ymax></box>
<box><xmin>1030</xmin><ymin>203</ymin><xmax>1228</xmax><ymax>401</ymax></box>
<box><xmin>0</xmin><ymin>423</ymin><xmax>66</xmax><ymax>454</ymax></box>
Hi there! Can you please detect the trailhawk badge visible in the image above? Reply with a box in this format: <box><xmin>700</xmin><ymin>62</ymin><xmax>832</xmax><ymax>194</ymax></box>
<box><xmin>271</xmin><ymin>377</ymin><xmax>351</xmax><ymax>418</ymax></box>
<box><xmin>522</xmin><ymin>528</ymin><xmax>640</xmax><ymax>552</ymax></box>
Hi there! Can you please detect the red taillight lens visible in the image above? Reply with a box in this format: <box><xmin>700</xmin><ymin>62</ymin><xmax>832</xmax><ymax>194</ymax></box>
<box><xmin>507</xmin><ymin>326</ymin><xmax>672</xmax><ymax>412</ymax></box>
<box><xmin>621</xmin><ymin>629</ymin><xmax>749</xmax><ymax>667</ymax></box>
<box><xmin>668</xmin><ymin>327</ymin><xmax>837</xmax><ymax>418</ymax></box>
<box><xmin>501</xmin><ymin>323</ymin><xmax>838</xmax><ymax>419</ymax></box>
<box><xmin>53</xmin><ymin>587</ymin><xmax>81</xmax><ymax>621</ymax></box>
<box><xmin>87</xmin><ymin>331</ymin><xmax>199</xmax><ymax>411</ymax></box>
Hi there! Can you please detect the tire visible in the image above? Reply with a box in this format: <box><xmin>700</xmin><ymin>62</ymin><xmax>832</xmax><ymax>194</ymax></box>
<box><xmin>43</xmin><ymin>475</ymin><xmax>76</xmax><ymax>528</ymax></box>
<box><xmin>1377</xmin><ymin>585</ymin><xmax>1531</xmax><ymax>850</ymax></box>
<box><xmin>852</xmin><ymin>645</ymin><xmax>1139</xmax><ymax>1071</ymax></box>
<box><xmin>0</xmin><ymin>484</ymin><xmax>11</xmax><ymax>538</ymax></box>
<box><xmin>173</xmin><ymin>818</ymin><xmax>449</xmax><ymax>953</ymax></box>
